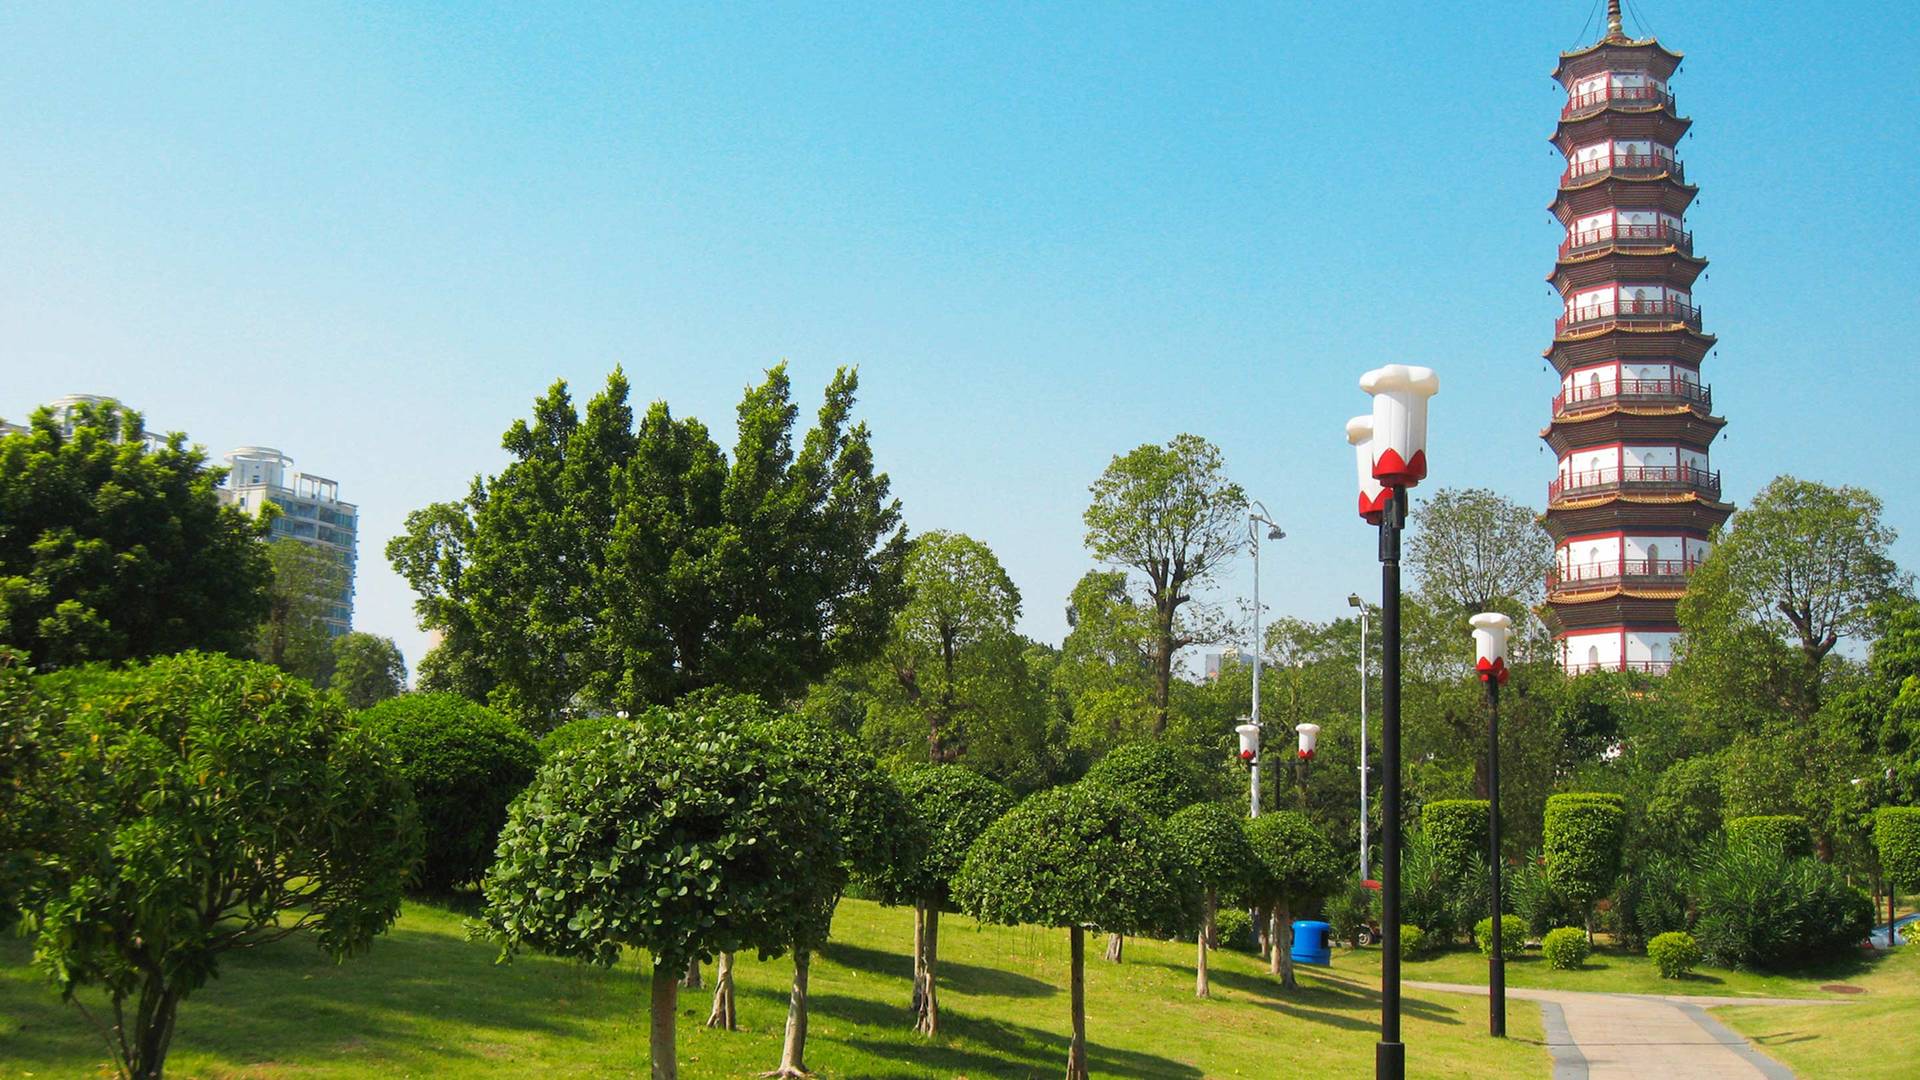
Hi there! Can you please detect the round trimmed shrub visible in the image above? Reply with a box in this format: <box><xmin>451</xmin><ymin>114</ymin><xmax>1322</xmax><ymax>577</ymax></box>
<box><xmin>1399</xmin><ymin>925</ymin><xmax>1428</xmax><ymax>961</ymax></box>
<box><xmin>1475</xmin><ymin>914</ymin><xmax>1526</xmax><ymax>959</ymax></box>
<box><xmin>1725</xmin><ymin>815</ymin><xmax>1813</xmax><ymax>859</ymax></box>
<box><xmin>1543</xmin><ymin>927</ymin><xmax>1590</xmax><ymax>970</ymax></box>
<box><xmin>359</xmin><ymin>693</ymin><xmax>540</xmax><ymax>891</ymax></box>
<box><xmin>1648</xmin><ymin>931</ymin><xmax>1702</xmax><ymax>979</ymax></box>
<box><xmin>1875</xmin><ymin>807</ymin><xmax>1920</xmax><ymax>893</ymax></box>
<box><xmin>1544</xmin><ymin>793</ymin><xmax>1625</xmax><ymax>935</ymax></box>
<box><xmin>1214</xmin><ymin>907</ymin><xmax>1255</xmax><ymax>952</ymax></box>
<box><xmin>1082</xmin><ymin>740</ymin><xmax>1206</xmax><ymax>819</ymax></box>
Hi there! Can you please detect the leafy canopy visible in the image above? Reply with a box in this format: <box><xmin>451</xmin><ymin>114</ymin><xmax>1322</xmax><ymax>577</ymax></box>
<box><xmin>480</xmin><ymin>695</ymin><xmax>836</xmax><ymax>972</ymax></box>
<box><xmin>0</xmin><ymin>400</ymin><xmax>271</xmax><ymax>668</ymax></box>
<box><xmin>255</xmin><ymin>537</ymin><xmax>348</xmax><ymax>684</ymax></box>
<box><xmin>358</xmin><ymin>693</ymin><xmax>540</xmax><ymax>892</ymax></box>
<box><xmin>1542</xmin><ymin>793</ymin><xmax>1625</xmax><ymax>906</ymax></box>
<box><xmin>865</xmin><ymin>765</ymin><xmax>1016</xmax><ymax>908</ymax></box>
<box><xmin>954</xmin><ymin>783</ymin><xmax>1189</xmax><ymax>934</ymax></box>
<box><xmin>1244</xmin><ymin>810</ymin><xmax>1344</xmax><ymax>907</ymax></box>
<box><xmin>1081</xmin><ymin>740</ymin><xmax>1207</xmax><ymax>819</ymax></box>
<box><xmin>1164</xmin><ymin>801</ymin><xmax>1259</xmax><ymax>899</ymax></box>
<box><xmin>331</xmin><ymin>632</ymin><xmax>407</xmax><ymax>709</ymax></box>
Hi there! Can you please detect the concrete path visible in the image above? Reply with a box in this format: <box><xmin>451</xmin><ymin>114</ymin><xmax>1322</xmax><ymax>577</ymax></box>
<box><xmin>1406</xmin><ymin>980</ymin><xmax>1847</xmax><ymax>1079</ymax></box>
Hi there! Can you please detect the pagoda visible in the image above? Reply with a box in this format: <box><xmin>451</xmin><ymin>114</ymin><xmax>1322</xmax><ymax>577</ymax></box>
<box><xmin>1541</xmin><ymin>1</ymin><xmax>1731</xmax><ymax>674</ymax></box>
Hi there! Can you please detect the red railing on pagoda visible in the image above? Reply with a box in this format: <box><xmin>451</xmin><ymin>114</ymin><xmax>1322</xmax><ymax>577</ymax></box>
<box><xmin>1548</xmin><ymin>558</ymin><xmax>1697</xmax><ymax>593</ymax></box>
<box><xmin>1561</xmin><ymin>152</ymin><xmax>1684</xmax><ymax>185</ymax></box>
<box><xmin>1556</xmin><ymin>297</ymin><xmax>1703</xmax><ymax>335</ymax></box>
<box><xmin>1563</xmin><ymin>659</ymin><xmax>1674</xmax><ymax>675</ymax></box>
<box><xmin>1553</xmin><ymin>378</ymin><xmax>1712</xmax><ymax>415</ymax></box>
<box><xmin>1548</xmin><ymin>464</ymin><xmax>1720</xmax><ymax>502</ymax></box>
<box><xmin>1558</xmin><ymin>222</ymin><xmax>1693</xmax><ymax>258</ymax></box>
<box><xmin>1562</xmin><ymin>83</ymin><xmax>1676</xmax><ymax>118</ymax></box>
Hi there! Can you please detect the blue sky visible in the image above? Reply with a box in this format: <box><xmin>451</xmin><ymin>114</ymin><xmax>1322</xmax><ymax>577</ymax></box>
<box><xmin>3</xmin><ymin>2</ymin><xmax>1915</xmax><ymax>673</ymax></box>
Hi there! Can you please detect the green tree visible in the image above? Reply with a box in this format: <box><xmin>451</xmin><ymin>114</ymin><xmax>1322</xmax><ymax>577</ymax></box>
<box><xmin>480</xmin><ymin>696</ymin><xmax>835</xmax><ymax>1080</ymax></box>
<box><xmin>760</xmin><ymin>719</ymin><xmax>908</xmax><ymax>1077</ymax></box>
<box><xmin>1407</xmin><ymin>487</ymin><xmax>1552</xmax><ymax>616</ymax></box>
<box><xmin>1422</xmin><ymin>799</ymin><xmax>1490</xmax><ymax>888</ymax></box>
<box><xmin>254</xmin><ymin>538</ymin><xmax>348</xmax><ymax>684</ymax></box>
<box><xmin>1054</xmin><ymin>569</ymin><xmax>1157</xmax><ymax>752</ymax></box>
<box><xmin>0</xmin><ymin>400</ymin><xmax>271</xmax><ymax>669</ymax></box>
<box><xmin>389</xmin><ymin>367</ymin><xmax>907</xmax><ymax>732</ymax></box>
<box><xmin>884</xmin><ymin>530</ymin><xmax>1019</xmax><ymax>761</ymax></box>
<box><xmin>1679</xmin><ymin>476</ymin><xmax>1905</xmax><ymax>719</ymax></box>
<box><xmin>954</xmin><ymin>784</ymin><xmax>1188</xmax><ymax>1080</ymax></box>
<box><xmin>357</xmin><ymin>693</ymin><xmax>540</xmax><ymax>892</ymax></box>
<box><xmin>1082</xmin><ymin>739</ymin><xmax>1208</xmax><ymax>960</ymax></box>
<box><xmin>1165</xmin><ymin>801</ymin><xmax>1258</xmax><ymax>997</ymax></box>
<box><xmin>13</xmin><ymin>653</ymin><xmax>420</xmax><ymax>1080</ymax></box>
<box><xmin>1245</xmin><ymin>810</ymin><xmax>1343</xmax><ymax>989</ymax></box>
<box><xmin>1875</xmin><ymin>807</ymin><xmax>1920</xmax><ymax>896</ymax></box>
<box><xmin>330</xmin><ymin>632</ymin><xmax>406</xmax><ymax>708</ymax></box>
<box><xmin>862</xmin><ymin>765</ymin><xmax>1016</xmax><ymax>1036</ymax></box>
<box><xmin>1082</xmin><ymin>435</ymin><xmax>1247</xmax><ymax>735</ymax></box>
<box><xmin>1543</xmin><ymin>793</ymin><xmax>1626</xmax><ymax>943</ymax></box>
<box><xmin>0</xmin><ymin>649</ymin><xmax>53</xmax><ymax>918</ymax></box>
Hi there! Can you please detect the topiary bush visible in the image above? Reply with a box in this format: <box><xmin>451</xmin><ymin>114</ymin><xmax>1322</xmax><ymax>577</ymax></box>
<box><xmin>1399</xmin><ymin>924</ymin><xmax>1429</xmax><ymax>961</ymax></box>
<box><xmin>1475</xmin><ymin>914</ymin><xmax>1526</xmax><ymax>959</ymax></box>
<box><xmin>1648</xmin><ymin>931</ymin><xmax>1702</xmax><ymax>979</ymax></box>
<box><xmin>1544</xmin><ymin>793</ymin><xmax>1625</xmax><ymax>941</ymax></box>
<box><xmin>359</xmin><ymin>693</ymin><xmax>541</xmax><ymax>892</ymax></box>
<box><xmin>1875</xmin><ymin>807</ymin><xmax>1920</xmax><ymax>894</ymax></box>
<box><xmin>1691</xmin><ymin>841</ymin><xmax>1873</xmax><ymax>970</ymax></box>
<box><xmin>1543</xmin><ymin>927</ymin><xmax>1590</xmax><ymax>970</ymax></box>
<box><xmin>1081</xmin><ymin>740</ymin><xmax>1207</xmax><ymax>818</ymax></box>
<box><xmin>1725</xmin><ymin>815</ymin><xmax>1814</xmax><ymax>859</ymax></box>
<box><xmin>1214</xmin><ymin>907</ymin><xmax>1256</xmax><ymax>953</ymax></box>
<box><xmin>1423</xmin><ymin>799</ymin><xmax>1489</xmax><ymax>886</ymax></box>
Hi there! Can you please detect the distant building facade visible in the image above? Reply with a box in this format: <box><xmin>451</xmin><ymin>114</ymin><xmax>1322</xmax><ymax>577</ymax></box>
<box><xmin>218</xmin><ymin>447</ymin><xmax>358</xmax><ymax>637</ymax></box>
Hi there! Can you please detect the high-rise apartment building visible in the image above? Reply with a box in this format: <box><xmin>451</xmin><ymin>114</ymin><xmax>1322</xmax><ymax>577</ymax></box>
<box><xmin>218</xmin><ymin>447</ymin><xmax>358</xmax><ymax>637</ymax></box>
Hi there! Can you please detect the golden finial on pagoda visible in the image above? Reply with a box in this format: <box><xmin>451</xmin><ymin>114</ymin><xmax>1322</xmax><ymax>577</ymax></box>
<box><xmin>1606</xmin><ymin>0</ymin><xmax>1626</xmax><ymax>41</ymax></box>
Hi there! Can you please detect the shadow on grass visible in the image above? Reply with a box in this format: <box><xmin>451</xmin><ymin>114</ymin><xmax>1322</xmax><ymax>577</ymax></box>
<box><xmin>0</xmin><ymin>909</ymin><xmax>649</xmax><ymax>1075</ymax></box>
<box><xmin>839</xmin><ymin>1004</ymin><xmax>1203</xmax><ymax>1079</ymax></box>
<box><xmin>821</xmin><ymin>940</ymin><xmax>1056</xmax><ymax>998</ymax></box>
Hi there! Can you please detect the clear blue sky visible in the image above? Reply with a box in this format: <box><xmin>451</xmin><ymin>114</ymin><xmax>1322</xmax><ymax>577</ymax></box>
<box><xmin>3</xmin><ymin>2</ymin><xmax>1915</xmax><ymax>674</ymax></box>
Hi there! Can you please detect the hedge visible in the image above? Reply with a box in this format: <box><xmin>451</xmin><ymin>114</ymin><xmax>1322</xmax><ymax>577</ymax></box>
<box><xmin>1544</xmin><ymin>793</ymin><xmax>1626</xmax><ymax>933</ymax></box>
<box><xmin>1423</xmin><ymin>800</ymin><xmax>1489</xmax><ymax>886</ymax></box>
<box><xmin>1725</xmin><ymin>815</ymin><xmax>1813</xmax><ymax>859</ymax></box>
<box><xmin>1876</xmin><ymin>807</ymin><xmax>1920</xmax><ymax>892</ymax></box>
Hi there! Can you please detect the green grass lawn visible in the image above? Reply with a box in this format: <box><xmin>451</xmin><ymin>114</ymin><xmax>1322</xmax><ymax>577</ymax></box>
<box><xmin>1</xmin><ymin>898</ymin><xmax>1547</xmax><ymax>1078</ymax></box>
<box><xmin>1371</xmin><ymin>937</ymin><xmax>1885</xmax><ymax>999</ymax></box>
<box><xmin>1716</xmin><ymin>939</ymin><xmax>1920</xmax><ymax>1080</ymax></box>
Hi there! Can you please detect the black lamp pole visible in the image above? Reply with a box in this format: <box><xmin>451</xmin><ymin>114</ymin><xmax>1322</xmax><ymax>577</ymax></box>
<box><xmin>1376</xmin><ymin>486</ymin><xmax>1406</xmax><ymax>1080</ymax></box>
<box><xmin>1486</xmin><ymin>674</ymin><xmax>1506</xmax><ymax>1038</ymax></box>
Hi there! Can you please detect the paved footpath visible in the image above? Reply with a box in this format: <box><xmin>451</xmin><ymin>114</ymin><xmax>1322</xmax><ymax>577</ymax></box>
<box><xmin>1406</xmin><ymin>980</ymin><xmax>1848</xmax><ymax>1079</ymax></box>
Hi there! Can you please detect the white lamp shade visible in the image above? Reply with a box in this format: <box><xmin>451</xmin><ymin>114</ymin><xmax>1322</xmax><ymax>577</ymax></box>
<box><xmin>1295</xmin><ymin>722</ymin><xmax>1321</xmax><ymax>759</ymax></box>
<box><xmin>1359</xmin><ymin>364</ymin><xmax>1440</xmax><ymax>488</ymax></box>
<box><xmin>1470</xmin><ymin>611</ymin><xmax>1512</xmax><ymax>683</ymax></box>
<box><xmin>1235</xmin><ymin>722</ymin><xmax>1261</xmax><ymax>760</ymax></box>
<box><xmin>1346</xmin><ymin>415</ymin><xmax>1389</xmax><ymax>522</ymax></box>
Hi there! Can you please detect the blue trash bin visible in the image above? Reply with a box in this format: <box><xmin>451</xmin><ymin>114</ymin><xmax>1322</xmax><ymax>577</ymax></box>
<box><xmin>1290</xmin><ymin>920</ymin><xmax>1332</xmax><ymax>966</ymax></box>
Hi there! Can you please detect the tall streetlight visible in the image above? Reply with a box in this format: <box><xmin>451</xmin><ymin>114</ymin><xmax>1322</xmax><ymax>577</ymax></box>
<box><xmin>1348</xmin><ymin>592</ymin><xmax>1371</xmax><ymax>882</ymax></box>
<box><xmin>1244</xmin><ymin>503</ymin><xmax>1285</xmax><ymax>819</ymax></box>
<box><xmin>1349</xmin><ymin>363</ymin><xmax>1439</xmax><ymax>1080</ymax></box>
<box><xmin>1471</xmin><ymin>611</ymin><xmax>1513</xmax><ymax>1039</ymax></box>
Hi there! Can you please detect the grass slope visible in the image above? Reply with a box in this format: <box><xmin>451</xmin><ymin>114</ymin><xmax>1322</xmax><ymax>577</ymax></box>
<box><xmin>1717</xmin><ymin>941</ymin><xmax>1920</xmax><ymax>1080</ymax></box>
<box><xmin>2</xmin><ymin>898</ymin><xmax>1545</xmax><ymax>1078</ymax></box>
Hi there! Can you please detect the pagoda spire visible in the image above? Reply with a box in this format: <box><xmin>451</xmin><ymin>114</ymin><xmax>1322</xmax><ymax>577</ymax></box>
<box><xmin>1606</xmin><ymin>0</ymin><xmax>1626</xmax><ymax>42</ymax></box>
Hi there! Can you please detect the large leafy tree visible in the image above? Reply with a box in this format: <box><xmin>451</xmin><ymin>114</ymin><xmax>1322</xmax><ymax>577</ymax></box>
<box><xmin>1245</xmin><ymin>811</ymin><xmax>1343</xmax><ymax>989</ymax></box>
<box><xmin>1679</xmin><ymin>475</ymin><xmax>1906</xmax><ymax>719</ymax></box>
<box><xmin>954</xmin><ymin>784</ymin><xmax>1189</xmax><ymax>1080</ymax></box>
<box><xmin>388</xmin><ymin>366</ymin><xmax>908</xmax><ymax>731</ymax></box>
<box><xmin>480</xmin><ymin>696</ymin><xmax>835</xmax><ymax>1080</ymax></box>
<box><xmin>330</xmin><ymin>632</ymin><xmax>407</xmax><ymax>709</ymax></box>
<box><xmin>255</xmin><ymin>537</ymin><xmax>347</xmax><ymax>684</ymax></box>
<box><xmin>1406</xmin><ymin>487</ymin><xmax>1552</xmax><ymax>617</ymax></box>
<box><xmin>0</xmin><ymin>400</ymin><xmax>271</xmax><ymax>669</ymax></box>
<box><xmin>1165</xmin><ymin>801</ymin><xmax>1258</xmax><ymax>997</ymax></box>
<box><xmin>1054</xmin><ymin>569</ymin><xmax>1157</xmax><ymax>752</ymax></box>
<box><xmin>1082</xmin><ymin>435</ymin><xmax>1247</xmax><ymax>735</ymax></box>
<box><xmin>12</xmin><ymin>653</ymin><xmax>420</xmax><ymax>1080</ymax></box>
<box><xmin>879</xmin><ymin>530</ymin><xmax>1022</xmax><ymax>763</ymax></box>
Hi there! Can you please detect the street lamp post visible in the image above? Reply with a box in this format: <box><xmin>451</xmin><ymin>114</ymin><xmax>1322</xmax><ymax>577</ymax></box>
<box><xmin>1351</xmin><ymin>364</ymin><xmax>1438</xmax><ymax>1080</ymax></box>
<box><xmin>1348</xmin><ymin>592</ymin><xmax>1371</xmax><ymax>881</ymax></box>
<box><xmin>1247</xmin><ymin>504</ymin><xmax>1285</xmax><ymax>819</ymax></box>
<box><xmin>1471</xmin><ymin>612</ymin><xmax>1513</xmax><ymax>1039</ymax></box>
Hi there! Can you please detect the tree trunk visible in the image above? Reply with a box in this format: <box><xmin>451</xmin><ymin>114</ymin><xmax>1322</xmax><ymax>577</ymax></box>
<box><xmin>916</xmin><ymin>907</ymin><xmax>941</xmax><ymax>1037</ymax></box>
<box><xmin>1150</xmin><ymin>612</ymin><xmax>1176</xmax><ymax>737</ymax></box>
<box><xmin>1585</xmin><ymin>905</ymin><xmax>1596</xmax><ymax>947</ymax></box>
<box><xmin>706</xmin><ymin>952</ymin><xmax>738</xmax><ymax>1030</ymax></box>
<box><xmin>762</xmin><ymin>948</ymin><xmax>811</xmax><ymax>1078</ymax></box>
<box><xmin>651</xmin><ymin>962</ymin><xmax>679</xmax><ymax>1080</ymax></box>
<box><xmin>1067</xmin><ymin>926</ymin><xmax>1089</xmax><ymax>1080</ymax></box>
<box><xmin>911</xmin><ymin>903</ymin><xmax>926</xmax><ymax>1014</ymax></box>
<box><xmin>681</xmin><ymin>954</ymin><xmax>703</xmax><ymax>990</ymax></box>
<box><xmin>1104</xmin><ymin>932</ymin><xmax>1124</xmax><ymax>963</ymax></box>
<box><xmin>1268</xmin><ymin>908</ymin><xmax>1282</xmax><ymax>975</ymax></box>
<box><xmin>1196</xmin><ymin>889</ymin><xmax>1215</xmax><ymax>998</ymax></box>
<box><xmin>1276</xmin><ymin>900</ymin><xmax>1296</xmax><ymax>990</ymax></box>
<box><xmin>126</xmin><ymin>982</ymin><xmax>182</xmax><ymax>1080</ymax></box>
